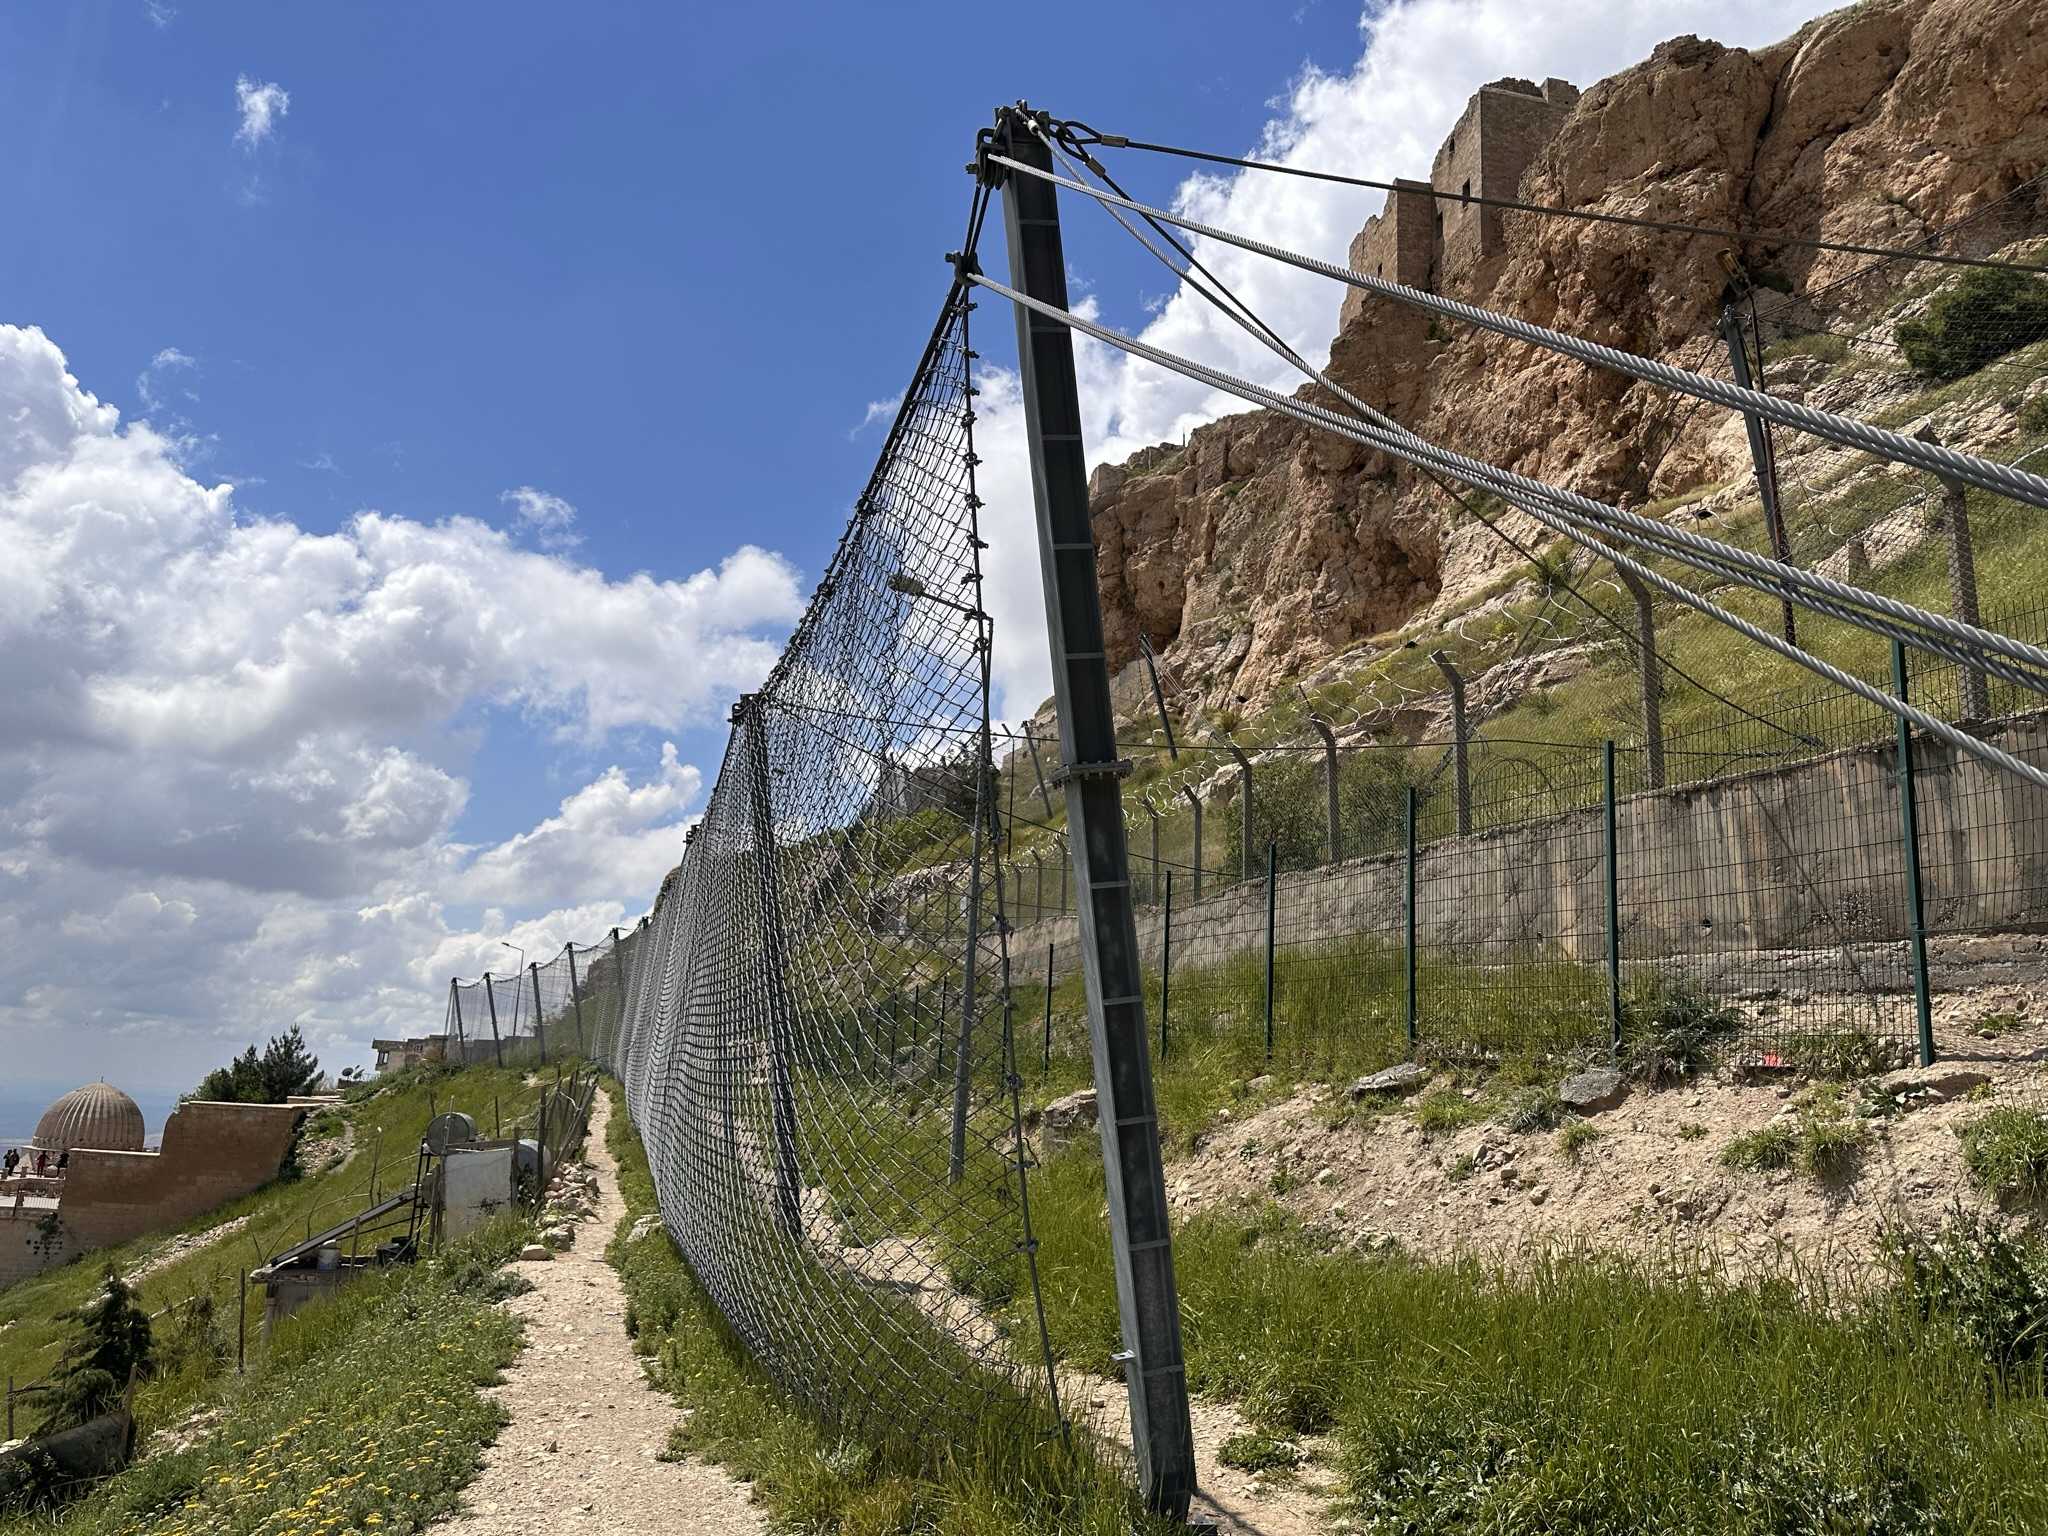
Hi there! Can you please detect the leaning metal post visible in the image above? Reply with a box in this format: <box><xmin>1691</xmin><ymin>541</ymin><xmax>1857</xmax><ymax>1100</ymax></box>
<box><xmin>528</xmin><ymin>961</ymin><xmax>548</xmax><ymax>1065</ymax></box>
<box><xmin>1216</xmin><ymin>732</ymin><xmax>1255</xmax><ymax>881</ymax></box>
<box><xmin>449</xmin><ymin>978</ymin><xmax>466</xmax><ymax>1064</ymax></box>
<box><xmin>1719</xmin><ymin>304</ymin><xmax>1797</xmax><ymax>645</ymax></box>
<box><xmin>482</xmin><ymin>972</ymin><xmax>505</xmax><ymax>1068</ymax></box>
<box><xmin>1429</xmin><ymin>651</ymin><xmax>1472</xmax><ymax>835</ymax></box>
<box><xmin>737</xmin><ymin>693</ymin><xmax>804</xmax><ymax>1236</ymax></box>
<box><xmin>1615</xmin><ymin>570</ymin><xmax>1666</xmax><ymax>790</ymax></box>
<box><xmin>1137</xmin><ymin>634</ymin><xmax>1178</xmax><ymax>759</ymax></box>
<box><xmin>1918</xmin><ymin>427</ymin><xmax>1989</xmax><ymax>720</ymax></box>
<box><xmin>1308</xmin><ymin>715</ymin><xmax>1341</xmax><ymax>863</ymax></box>
<box><xmin>1404</xmin><ymin>785</ymin><xmax>1419</xmax><ymax>1054</ymax></box>
<box><xmin>566</xmin><ymin>945</ymin><xmax>589</xmax><ymax>1057</ymax></box>
<box><xmin>1026</xmin><ymin>727</ymin><xmax>1054</xmax><ymax>815</ymax></box>
<box><xmin>1181</xmin><ymin>785</ymin><xmax>1204</xmax><ymax>900</ymax></box>
<box><xmin>1892</xmin><ymin>642</ymin><xmax>1937</xmax><ymax>1067</ymax></box>
<box><xmin>989</xmin><ymin>105</ymin><xmax>1195</xmax><ymax>1519</ymax></box>
<box><xmin>1160</xmin><ymin>870</ymin><xmax>1173</xmax><ymax>1061</ymax></box>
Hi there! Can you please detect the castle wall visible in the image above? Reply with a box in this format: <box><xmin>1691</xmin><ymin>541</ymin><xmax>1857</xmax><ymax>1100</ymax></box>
<box><xmin>0</xmin><ymin>1101</ymin><xmax>303</xmax><ymax>1291</ymax></box>
<box><xmin>59</xmin><ymin>1101</ymin><xmax>302</xmax><ymax>1252</ymax></box>
<box><xmin>1343</xmin><ymin>179</ymin><xmax>1436</xmax><ymax>328</ymax></box>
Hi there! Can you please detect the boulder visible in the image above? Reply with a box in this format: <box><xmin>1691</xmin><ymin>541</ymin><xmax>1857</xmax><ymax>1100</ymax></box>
<box><xmin>1875</xmin><ymin>1066</ymin><xmax>1993</xmax><ymax>1105</ymax></box>
<box><xmin>1348</xmin><ymin>1063</ymin><xmax>1430</xmax><ymax>1100</ymax></box>
<box><xmin>1040</xmin><ymin>1089</ymin><xmax>1100</xmax><ymax>1149</ymax></box>
<box><xmin>542</xmin><ymin>1224</ymin><xmax>576</xmax><ymax>1251</ymax></box>
<box><xmin>627</xmin><ymin>1215</ymin><xmax>663</xmax><ymax>1245</ymax></box>
<box><xmin>519</xmin><ymin>1243</ymin><xmax>552</xmax><ymax>1262</ymax></box>
<box><xmin>1558</xmin><ymin>1068</ymin><xmax>1627</xmax><ymax>1114</ymax></box>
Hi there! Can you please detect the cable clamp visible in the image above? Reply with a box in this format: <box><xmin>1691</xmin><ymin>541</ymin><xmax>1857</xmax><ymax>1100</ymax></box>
<box><xmin>1048</xmin><ymin>758</ymin><xmax>1134</xmax><ymax>786</ymax></box>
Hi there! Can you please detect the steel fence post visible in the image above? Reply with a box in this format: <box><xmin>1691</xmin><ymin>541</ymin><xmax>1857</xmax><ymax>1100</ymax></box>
<box><xmin>991</xmin><ymin>106</ymin><xmax>1194</xmax><ymax>1517</ymax></box>
<box><xmin>1181</xmin><ymin>785</ymin><xmax>1203</xmax><ymax>901</ymax></box>
<box><xmin>1309</xmin><ymin>715</ymin><xmax>1341</xmax><ymax>863</ymax></box>
<box><xmin>1719</xmin><ymin>303</ymin><xmax>1796</xmax><ymax>645</ymax></box>
<box><xmin>566</xmin><ymin>945</ymin><xmax>588</xmax><ymax>1058</ymax></box>
<box><xmin>1404</xmin><ymin>785</ymin><xmax>1419</xmax><ymax>1054</ymax></box>
<box><xmin>1161</xmin><ymin>870</ymin><xmax>1173</xmax><ymax>1061</ymax></box>
<box><xmin>529</xmin><ymin>961</ymin><xmax>548</xmax><ymax>1065</ymax></box>
<box><xmin>1218</xmin><ymin>732</ymin><xmax>1254</xmax><ymax>880</ymax></box>
<box><xmin>1918</xmin><ymin>427</ymin><xmax>1989</xmax><ymax>720</ymax></box>
<box><xmin>1430</xmin><ymin>651</ymin><xmax>1472</xmax><ymax>835</ymax></box>
<box><xmin>1893</xmin><ymin>641</ymin><xmax>1937</xmax><ymax>1066</ymax></box>
<box><xmin>1263</xmin><ymin>840</ymin><xmax>1278</xmax><ymax>1062</ymax></box>
<box><xmin>1616</xmin><ymin>569</ymin><xmax>1666</xmax><ymax>790</ymax></box>
<box><xmin>482</xmin><ymin>972</ymin><xmax>504</xmax><ymax>1069</ymax></box>
<box><xmin>1043</xmin><ymin>940</ymin><xmax>1056</xmax><ymax>1079</ymax></box>
<box><xmin>1603</xmin><ymin>740</ymin><xmax>1623</xmax><ymax>1061</ymax></box>
<box><xmin>738</xmin><ymin>693</ymin><xmax>804</xmax><ymax>1236</ymax></box>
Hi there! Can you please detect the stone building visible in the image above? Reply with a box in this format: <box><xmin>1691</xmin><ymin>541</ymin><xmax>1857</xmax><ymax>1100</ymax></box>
<box><xmin>1344</xmin><ymin>76</ymin><xmax>1580</xmax><ymax>327</ymax></box>
<box><xmin>1</xmin><ymin>1088</ymin><xmax>303</xmax><ymax>1291</ymax></box>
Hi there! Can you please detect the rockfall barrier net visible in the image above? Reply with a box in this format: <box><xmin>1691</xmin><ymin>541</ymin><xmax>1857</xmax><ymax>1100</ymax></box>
<box><xmin>499</xmin><ymin>282</ymin><xmax>1067</xmax><ymax>1457</ymax></box>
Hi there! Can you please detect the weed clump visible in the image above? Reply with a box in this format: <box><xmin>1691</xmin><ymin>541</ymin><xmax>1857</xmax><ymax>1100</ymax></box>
<box><xmin>1883</xmin><ymin>1207</ymin><xmax>2048</xmax><ymax>1383</ymax></box>
<box><xmin>1797</xmin><ymin>1087</ymin><xmax>1870</xmax><ymax>1181</ymax></box>
<box><xmin>1620</xmin><ymin>973</ymin><xmax>1741</xmax><ymax>1087</ymax></box>
<box><xmin>1722</xmin><ymin>1122</ymin><xmax>1797</xmax><ymax>1172</ymax></box>
<box><xmin>1503</xmin><ymin>1086</ymin><xmax>1568</xmax><ymax>1134</ymax></box>
<box><xmin>1556</xmin><ymin>1120</ymin><xmax>1602</xmax><ymax>1162</ymax></box>
<box><xmin>1414</xmin><ymin>1088</ymin><xmax>1481</xmax><ymax>1139</ymax></box>
<box><xmin>1960</xmin><ymin>1106</ymin><xmax>2048</xmax><ymax>1207</ymax></box>
<box><xmin>1217</xmin><ymin>1431</ymin><xmax>1304</xmax><ymax>1474</ymax></box>
<box><xmin>1784</xmin><ymin>1029</ymin><xmax>1908</xmax><ymax>1081</ymax></box>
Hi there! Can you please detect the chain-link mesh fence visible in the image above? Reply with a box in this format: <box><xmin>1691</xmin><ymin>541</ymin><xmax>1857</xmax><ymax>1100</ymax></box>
<box><xmin>435</xmin><ymin>285</ymin><xmax>1067</xmax><ymax>1466</ymax></box>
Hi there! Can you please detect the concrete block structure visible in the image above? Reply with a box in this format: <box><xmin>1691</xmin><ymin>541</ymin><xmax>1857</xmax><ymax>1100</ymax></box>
<box><xmin>1343</xmin><ymin>76</ymin><xmax>1579</xmax><ymax>327</ymax></box>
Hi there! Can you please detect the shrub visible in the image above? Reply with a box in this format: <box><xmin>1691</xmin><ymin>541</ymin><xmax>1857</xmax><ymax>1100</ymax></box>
<box><xmin>1620</xmin><ymin>973</ymin><xmax>1742</xmax><ymax>1087</ymax></box>
<box><xmin>1243</xmin><ymin>1371</ymin><xmax>1337</xmax><ymax>1436</ymax></box>
<box><xmin>2023</xmin><ymin>394</ymin><xmax>2048</xmax><ymax>436</ymax></box>
<box><xmin>1676</xmin><ymin>1122</ymin><xmax>1707</xmax><ymax>1141</ymax></box>
<box><xmin>1882</xmin><ymin>1207</ymin><xmax>2048</xmax><ymax>1382</ymax></box>
<box><xmin>1897</xmin><ymin>267</ymin><xmax>2048</xmax><ymax>381</ymax></box>
<box><xmin>1960</xmin><ymin>1107</ymin><xmax>2048</xmax><ymax>1206</ymax></box>
<box><xmin>1723</xmin><ymin>1122</ymin><xmax>1796</xmax><ymax>1172</ymax></box>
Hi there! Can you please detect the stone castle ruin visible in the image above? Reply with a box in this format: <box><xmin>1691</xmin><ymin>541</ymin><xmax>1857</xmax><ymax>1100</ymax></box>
<box><xmin>1344</xmin><ymin>75</ymin><xmax>1580</xmax><ymax>326</ymax></box>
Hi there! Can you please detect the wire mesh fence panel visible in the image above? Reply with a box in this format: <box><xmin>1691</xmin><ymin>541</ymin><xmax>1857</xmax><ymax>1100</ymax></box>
<box><xmin>586</xmin><ymin>285</ymin><xmax>1064</xmax><ymax>1462</ymax></box>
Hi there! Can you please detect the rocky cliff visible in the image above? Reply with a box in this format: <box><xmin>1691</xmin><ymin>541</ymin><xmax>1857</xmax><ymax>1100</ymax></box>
<box><xmin>1086</xmin><ymin>0</ymin><xmax>2048</xmax><ymax>720</ymax></box>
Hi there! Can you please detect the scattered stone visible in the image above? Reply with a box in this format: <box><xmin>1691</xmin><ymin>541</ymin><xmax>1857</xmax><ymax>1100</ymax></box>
<box><xmin>1529</xmin><ymin>1185</ymin><xmax>1550</xmax><ymax>1206</ymax></box>
<box><xmin>519</xmin><ymin>1243</ymin><xmax>552</xmax><ymax>1262</ymax></box>
<box><xmin>1877</xmin><ymin>1065</ymin><xmax>1992</xmax><ymax>1103</ymax></box>
<box><xmin>1775</xmin><ymin>1086</ymin><xmax>1794</xmax><ymax>1100</ymax></box>
<box><xmin>627</xmin><ymin>1215</ymin><xmax>663</xmax><ymax>1245</ymax></box>
<box><xmin>1348</xmin><ymin>1062</ymin><xmax>1430</xmax><ymax>1099</ymax></box>
<box><xmin>1247</xmin><ymin>1074</ymin><xmax>1275</xmax><ymax>1093</ymax></box>
<box><xmin>1039</xmin><ymin>1088</ymin><xmax>1100</xmax><ymax>1149</ymax></box>
<box><xmin>1558</xmin><ymin>1068</ymin><xmax>1627</xmax><ymax>1114</ymax></box>
<box><xmin>543</xmin><ymin>1225</ymin><xmax>576</xmax><ymax>1251</ymax></box>
<box><xmin>1330</xmin><ymin>1201</ymin><xmax>1348</xmax><ymax>1219</ymax></box>
<box><xmin>1314</xmin><ymin>1166</ymin><xmax>1337</xmax><ymax>1186</ymax></box>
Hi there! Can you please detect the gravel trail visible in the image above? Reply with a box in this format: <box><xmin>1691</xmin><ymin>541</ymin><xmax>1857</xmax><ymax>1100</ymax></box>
<box><xmin>433</xmin><ymin>1088</ymin><xmax>765</xmax><ymax>1535</ymax></box>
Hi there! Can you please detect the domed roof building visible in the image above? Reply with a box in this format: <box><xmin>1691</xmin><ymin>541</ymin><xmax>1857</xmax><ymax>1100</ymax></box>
<box><xmin>31</xmin><ymin>1082</ymin><xmax>147</xmax><ymax>1155</ymax></box>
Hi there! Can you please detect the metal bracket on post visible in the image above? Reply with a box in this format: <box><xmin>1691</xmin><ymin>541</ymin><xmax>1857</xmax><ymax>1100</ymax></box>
<box><xmin>1180</xmin><ymin>785</ymin><xmax>1204</xmax><ymax>901</ymax></box>
<box><xmin>1916</xmin><ymin>427</ymin><xmax>1988</xmax><ymax>721</ymax></box>
<box><xmin>992</xmin><ymin>102</ymin><xmax>1194</xmax><ymax>1520</ymax></box>
<box><xmin>1892</xmin><ymin>642</ymin><xmax>1937</xmax><ymax>1067</ymax></box>
<box><xmin>1614</xmin><ymin>570</ymin><xmax>1666</xmax><ymax>790</ymax></box>
<box><xmin>736</xmin><ymin>693</ymin><xmax>804</xmax><ymax>1236</ymax></box>
<box><xmin>1308</xmin><ymin>716</ymin><xmax>1341</xmax><ymax>864</ymax></box>
<box><xmin>1429</xmin><ymin>651</ymin><xmax>1472</xmax><ymax>836</ymax></box>
<box><xmin>1718</xmin><ymin>303</ymin><xmax>1797</xmax><ymax>646</ymax></box>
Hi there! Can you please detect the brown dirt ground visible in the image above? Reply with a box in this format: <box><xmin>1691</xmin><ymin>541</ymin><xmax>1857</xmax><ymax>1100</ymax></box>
<box><xmin>431</xmin><ymin>1088</ymin><xmax>765</xmax><ymax>1535</ymax></box>
<box><xmin>1168</xmin><ymin>985</ymin><xmax>2048</xmax><ymax>1278</ymax></box>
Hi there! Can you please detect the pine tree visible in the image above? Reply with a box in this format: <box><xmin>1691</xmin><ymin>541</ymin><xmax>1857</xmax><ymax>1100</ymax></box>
<box><xmin>37</xmin><ymin>1266</ymin><xmax>152</xmax><ymax>1434</ymax></box>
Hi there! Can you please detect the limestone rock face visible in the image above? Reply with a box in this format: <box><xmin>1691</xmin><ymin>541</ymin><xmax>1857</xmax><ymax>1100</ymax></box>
<box><xmin>1086</xmin><ymin>0</ymin><xmax>2048</xmax><ymax>718</ymax></box>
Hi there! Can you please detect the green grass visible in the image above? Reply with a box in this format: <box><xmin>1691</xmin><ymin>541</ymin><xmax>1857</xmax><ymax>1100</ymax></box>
<box><xmin>5</xmin><ymin>1215</ymin><xmax>529</xmax><ymax>1535</ymax></box>
<box><xmin>1413</xmin><ymin>1088</ymin><xmax>1482</xmax><ymax>1139</ymax></box>
<box><xmin>1721</xmin><ymin>1122</ymin><xmax>1797</xmax><ymax>1172</ymax></box>
<box><xmin>601</xmin><ymin>1088</ymin><xmax>1159</xmax><ymax>1536</ymax></box>
<box><xmin>1215</xmin><ymin>1430</ymin><xmax>1303</xmax><ymax>1475</ymax></box>
<box><xmin>1719</xmin><ymin>1090</ymin><xmax>1870</xmax><ymax>1183</ymax></box>
<box><xmin>1961</xmin><ymin>1107</ymin><xmax>2048</xmax><ymax>1207</ymax></box>
<box><xmin>1556</xmin><ymin>1119</ymin><xmax>1602</xmax><ymax>1162</ymax></box>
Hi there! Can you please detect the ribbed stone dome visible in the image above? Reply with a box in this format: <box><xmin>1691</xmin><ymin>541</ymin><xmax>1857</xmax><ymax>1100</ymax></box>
<box><xmin>31</xmin><ymin>1082</ymin><xmax>146</xmax><ymax>1155</ymax></box>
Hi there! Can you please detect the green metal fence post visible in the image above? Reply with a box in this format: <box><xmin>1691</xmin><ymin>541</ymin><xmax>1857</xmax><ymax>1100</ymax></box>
<box><xmin>1603</xmin><ymin>739</ymin><xmax>1623</xmax><ymax>1061</ymax></box>
<box><xmin>1160</xmin><ymin>870</ymin><xmax>1173</xmax><ymax>1061</ymax></box>
<box><xmin>1042</xmin><ymin>940</ymin><xmax>1054</xmax><ymax>1080</ymax></box>
<box><xmin>1404</xmin><ymin>786</ymin><xmax>1418</xmax><ymax>1055</ymax></box>
<box><xmin>1263</xmin><ymin>840</ymin><xmax>1278</xmax><ymax>1062</ymax></box>
<box><xmin>1893</xmin><ymin>640</ymin><xmax>1937</xmax><ymax>1066</ymax></box>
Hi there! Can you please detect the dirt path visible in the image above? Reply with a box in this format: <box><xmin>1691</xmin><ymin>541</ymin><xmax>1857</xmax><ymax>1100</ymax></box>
<box><xmin>434</xmin><ymin>1089</ymin><xmax>765</xmax><ymax>1535</ymax></box>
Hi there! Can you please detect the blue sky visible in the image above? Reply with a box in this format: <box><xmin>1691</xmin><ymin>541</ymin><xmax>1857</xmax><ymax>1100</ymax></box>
<box><xmin>0</xmin><ymin>0</ymin><xmax>1839</xmax><ymax>1095</ymax></box>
